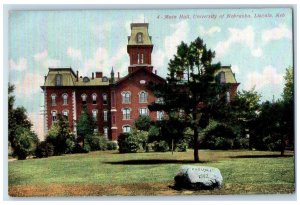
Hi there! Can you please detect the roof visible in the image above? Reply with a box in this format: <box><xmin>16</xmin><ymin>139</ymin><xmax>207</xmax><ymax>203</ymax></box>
<box><xmin>215</xmin><ymin>66</ymin><xmax>238</xmax><ymax>84</ymax></box>
<box><xmin>128</xmin><ymin>23</ymin><xmax>152</xmax><ymax>46</ymax></box>
<box><xmin>43</xmin><ymin>68</ymin><xmax>110</xmax><ymax>87</ymax></box>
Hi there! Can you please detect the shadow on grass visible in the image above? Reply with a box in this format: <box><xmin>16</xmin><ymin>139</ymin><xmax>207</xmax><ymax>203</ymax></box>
<box><xmin>105</xmin><ymin>159</ymin><xmax>210</xmax><ymax>165</ymax></box>
<box><xmin>230</xmin><ymin>154</ymin><xmax>294</xmax><ymax>159</ymax></box>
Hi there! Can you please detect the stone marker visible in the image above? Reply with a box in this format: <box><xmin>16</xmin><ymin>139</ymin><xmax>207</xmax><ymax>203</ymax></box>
<box><xmin>174</xmin><ymin>165</ymin><xmax>223</xmax><ymax>190</ymax></box>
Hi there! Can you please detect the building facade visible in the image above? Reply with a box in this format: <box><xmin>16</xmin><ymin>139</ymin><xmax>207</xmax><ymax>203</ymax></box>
<box><xmin>41</xmin><ymin>23</ymin><xmax>239</xmax><ymax>141</ymax></box>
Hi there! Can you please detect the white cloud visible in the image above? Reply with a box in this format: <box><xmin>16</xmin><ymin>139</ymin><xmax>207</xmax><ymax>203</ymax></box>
<box><xmin>28</xmin><ymin>112</ymin><xmax>44</xmax><ymax>140</ymax></box>
<box><xmin>245</xmin><ymin>65</ymin><xmax>283</xmax><ymax>90</ymax></box>
<box><xmin>199</xmin><ymin>26</ymin><xmax>221</xmax><ymax>36</ymax></box>
<box><xmin>43</xmin><ymin>59</ymin><xmax>61</xmax><ymax>68</ymax></box>
<box><xmin>10</xmin><ymin>57</ymin><xmax>27</xmax><ymax>71</ymax></box>
<box><xmin>231</xmin><ymin>65</ymin><xmax>240</xmax><ymax>74</ymax></box>
<box><xmin>34</xmin><ymin>50</ymin><xmax>48</xmax><ymax>62</ymax></box>
<box><xmin>67</xmin><ymin>47</ymin><xmax>82</xmax><ymax>60</ymax></box>
<box><xmin>15</xmin><ymin>73</ymin><xmax>44</xmax><ymax>98</ymax></box>
<box><xmin>152</xmin><ymin>49</ymin><xmax>165</xmax><ymax>69</ymax></box>
<box><xmin>251</xmin><ymin>47</ymin><xmax>263</xmax><ymax>57</ymax></box>
<box><xmin>91</xmin><ymin>23</ymin><xmax>112</xmax><ymax>42</ymax></box>
<box><xmin>262</xmin><ymin>24</ymin><xmax>292</xmax><ymax>43</ymax></box>
<box><xmin>125</xmin><ymin>14</ymin><xmax>145</xmax><ymax>35</ymax></box>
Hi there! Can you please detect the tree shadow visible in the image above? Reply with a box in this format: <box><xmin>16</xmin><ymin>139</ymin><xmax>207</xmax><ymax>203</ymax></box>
<box><xmin>105</xmin><ymin>159</ymin><xmax>210</xmax><ymax>165</ymax></box>
<box><xmin>230</xmin><ymin>154</ymin><xmax>293</xmax><ymax>159</ymax></box>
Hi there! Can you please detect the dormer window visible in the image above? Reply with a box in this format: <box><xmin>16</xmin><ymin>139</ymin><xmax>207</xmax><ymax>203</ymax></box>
<box><xmin>220</xmin><ymin>71</ymin><xmax>226</xmax><ymax>84</ymax></box>
<box><xmin>55</xmin><ymin>74</ymin><xmax>62</xmax><ymax>86</ymax></box>
<box><xmin>137</xmin><ymin>32</ymin><xmax>143</xmax><ymax>43</ymax></box>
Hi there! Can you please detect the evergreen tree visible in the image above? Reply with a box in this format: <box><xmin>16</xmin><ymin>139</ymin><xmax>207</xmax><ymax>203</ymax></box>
<box><xmin>76</xmin><ymin>106</ymin><xmax>95</xmax><ymax>147</ymax></box>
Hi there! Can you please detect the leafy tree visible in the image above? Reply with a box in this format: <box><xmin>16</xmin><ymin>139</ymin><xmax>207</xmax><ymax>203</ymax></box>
<box><xmin>76</xmin><ymin>106</ymin><xmax>95</xmax><ymax>147</ymax></box>
<box><xmin>149</xmin><ymin>37</ymin><xmax>226</xmax><ymax>162</ymax></box>
<box><xmin>134</xmin><ymin>115</ymin><xmax>152</xmax><ymax>131</ymax></box>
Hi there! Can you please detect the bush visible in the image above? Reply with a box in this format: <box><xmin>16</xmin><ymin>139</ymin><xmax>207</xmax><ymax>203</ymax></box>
<box><xmin>107</xmin><ymin>141</ymin><xmax>118</xmax><ymax>150</ymax></box>
<box><xmin>134</xmin><ymin>115</ymin><xmax>152</xmax><ymax>131</ymax></box>
<box><xmin>118</xmin><ymin>133</ymin><xmax>140</xmax><ymax>153</ymax></box>
<box><xmin>153</xmin><ymin>140</ymin><xmax>169</xmax><ymax>152</ymax></box>
<box><xmin>82</xmin><ymin>143</ymin><xmax>91</xmax><ymax>153</ymax></box>
<box><xmin>35</xmin><ymin>141</ymin><xmax>54</xmax><ymax>158</ymax></box>
<box><xmin>87</xmin><ymin>134</ymin><xmax>108</xmax><ymax>151</ymax></box>
<box><xmin>148</xmin><ymin>125</ymin><xmax>160</xmax><ymax>142</ymax></box>
<box><xmin>175</xmin><ymin>140</ymin><xmax>188</xmax><ymax>152</ymax></box>
<box><xmin>13</xmin><ymin>126</ymin><xmax>39</xmax><ymax>160</ymax></box>
<box><xmin>233</xmin><ymin>137</ymin><xmax>249</xmax><ymax>149</ymax></box>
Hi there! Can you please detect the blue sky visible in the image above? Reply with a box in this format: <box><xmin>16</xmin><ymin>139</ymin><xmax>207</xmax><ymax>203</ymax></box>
<box><xmin>8</xmin><ymin>8</ymin><xmax>293</xmax><ymax>138</ymax></box>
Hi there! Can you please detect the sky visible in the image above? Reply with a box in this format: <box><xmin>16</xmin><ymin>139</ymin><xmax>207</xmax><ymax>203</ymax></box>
<box><xmin>8</xmin><ymin>8</ymin><xmax>293</xmax><ymax>138</ymax></box>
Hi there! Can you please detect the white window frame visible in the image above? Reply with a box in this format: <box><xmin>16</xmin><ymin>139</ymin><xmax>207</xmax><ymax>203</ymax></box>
<box><xmin>51</xmin><ymin>111</ymin><xmax>57</xmax><ymax>124</ymax></box>
<box><xmin>92</xmin><ymin>93</ymin><xmax>97</xmax><ymax>105</ymax></box>
<box><xmin>122</xmin><ymin>108</ymin><xmax>131</xmax><ymax>120</ymax></box>
<box><xmin>55</xmin><ymin>74</ymin><xmax>62</xmax><ymax>86</ymax></box>
<box><xmin>103</xmin><ymin>127</ymin><xmax>108</xmax><ymax>139</ymax></box>
<box><xmin>92</xmin><ymin>109</ymin><xmax>98</xmax><ymax>121</ymax></box>
<box><xmin>122</xmin><ymin>125</ymin><xmax>131</xmax><ymax>133</ymax></box>
<box><xmin>220</xmin><ymin>71</ymin><xmax>226</xmax><ymax>84</ymax></box>
<box><xmin>81</xmin><ymin>94</ymin><xmax>87</xmax><ymax>105</ymax></box>
<box><xmin>103</xmin><ymin>110</ymin><xmax>108</xmax><ymax>122</ymax></box>
<box><xmin>62</xmin><ymin>109</ymin><xmax>68</xmax><ymax>117</ymax></box>
<box><xmin>122</xmin><ymin>91</ymin><xmax>131</xmax><ymax>104</ymax></box>
<box><xmin>226</xmin><ymin>91</ymin><xmax>231</xmax><ymax>103</ymax></box>
<box><xmin>103</xmin><ymin>93</ymin><xmax>108</xmax><ymax>105</ymax></box>
<box><xmin>139</xmin><ymin>91</ymin><xmax>148</xmax><ymax>103</ymax></box>
<box><xmin>157</xmin><ymin>111</ymin><xmax>164</xmax><ymax>121</ymax></box>
<box><xmin>62</xmin><ymin>93</ymin><xmax>68</xmax><ymax>105</ymax></box>
<box><xmin>139</xmin><ymin>108</ymin><xmax>148</xmax><ymax>116</ymax></box>
<box><xmin>51</xmin><ymin>94</ymin><xmax>56</xmax><ymax>106</ymax></box>
<box><xmin>141</xmin><ymin>53</ymin><xmax>144</xmax><ymax>64</ymax></box>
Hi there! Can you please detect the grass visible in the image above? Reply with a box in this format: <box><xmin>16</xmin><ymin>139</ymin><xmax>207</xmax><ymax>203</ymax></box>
<box><xmin>8</xmin><ymin>149</ymin><xmax>295</xmax><ymax>196</ymax></box>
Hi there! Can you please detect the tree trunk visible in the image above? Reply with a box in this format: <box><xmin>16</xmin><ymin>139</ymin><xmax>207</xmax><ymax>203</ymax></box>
<box><xmin>192</xmin><ymin>111</ymin><xmax>199</xmax><ymax>162</ymax></box>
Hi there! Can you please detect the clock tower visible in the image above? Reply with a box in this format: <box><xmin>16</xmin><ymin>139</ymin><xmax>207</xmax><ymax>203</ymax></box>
<box><xmin>127</xmin><ymin>23</ymin><xmax>154</xmax><ymax>73</ymax></box>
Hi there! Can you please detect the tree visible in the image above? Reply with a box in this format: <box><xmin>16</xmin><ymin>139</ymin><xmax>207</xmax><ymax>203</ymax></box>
<box><xmin>76</xmin><ymin>106</ymin><xmax>95</xmax><ymax>147</ymax></box>
<box><xmin>134</xmin><ymin>115</ymin><xmax>152</xmax><ymax>131</ymax></box>
<box><xmin>149</xmin><ymin>37</ymin><xmax>226</xmax><ymax>162</ymax></box>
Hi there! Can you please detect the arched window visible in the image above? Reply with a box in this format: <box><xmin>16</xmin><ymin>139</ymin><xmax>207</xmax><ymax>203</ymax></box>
<box><xmin>103</xmin><ymin>110</ymin><xmax>108</xmax><ymax>122</ymax></box>
<box><xmin>122</xmin><ymin>108</ymin><xmax>131</xmax><ymax>120</ymax></box>
<box><xmin>62</xmin><ymin>109</ymin><xmax>68</xmax><ymax>117</ymax></box>
<box><xmin>51</xmin><ymin>94</ymin><xmax>56</xmax><ymax>106</ymax></box>
<box><xmin>226</xmin><ymin>91</ymin><xmax>231</xmax><ymax>103</ymax></box>
<box><xmin>81</xmin><ymin>94</ymin><xmax>87</xmax><ymax>105</ymax></box>
<box><xmin>92</xmin><ymin>93</ymin><xmax>97</xmax><ymax>105</ymax></box>
<box><xmin>220</xmin><ymin>71</ymin><xmax>226</xmax><ymax>84</ymax></box>
<box><xmin>122</xmin><ymin>91</ymin><xmax>131</xmax><ymax>104</ymax></box>
<box><xmin>157</xmin><ymin>111</ymin><xmax>164</xmax><ymax>121</ymax></box>
<box><xmin>139</xmin><ymin>91</ymin><xmax>147</xmax><ymax>103</ymax></box>
<box><xmin>51</xmin><ymin>111</ymin><xmax>57</xmax><ymax>124</ymax></box>
<box><xmin>103</xmin><ymin>127</ymin><xmax>108</xmax><ymax>139</ymax></box>
<box><xmin>136</xmin><ymin>32</ymin><xmax>143</xmax><ymax>43</ymax></box>
<box><xmin>103</xmin><ymin>93</ymin><xmax>108</xmax><ymax>104</ymax></box>
<box><xmin>55</xmin><ymin>74</ymin><xmax>62</xmax><ymax>86</ymax></box>
<box><xmin>92</xmin><ymin>109</ymin><xmax>98</xmax><ymax>121</ymax></box>
<box><xmin>122</xmin><ymin>125</ymin><xmax>131</xmax><ymax>133</ymax></box>
<box><xmin>62</xmin><ymin>94</ymin><xmax>68</xmax><ymax>105</ymax></box>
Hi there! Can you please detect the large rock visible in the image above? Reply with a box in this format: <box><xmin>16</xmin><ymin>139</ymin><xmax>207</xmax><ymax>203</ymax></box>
<box><xmin>174</xmin><ymin>165</ymin><xmax>223</xmax><ymax>190</ymax></box>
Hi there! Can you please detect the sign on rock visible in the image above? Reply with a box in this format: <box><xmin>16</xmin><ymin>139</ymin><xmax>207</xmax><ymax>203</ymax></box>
<box><xmin>174</xmin><ymin>165</ymin><xmax>223</xmax><ymax>190</ymax></box>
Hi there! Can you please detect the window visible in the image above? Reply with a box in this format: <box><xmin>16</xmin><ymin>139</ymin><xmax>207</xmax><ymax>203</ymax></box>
<box><xmin>141</xmin><ymin>53</ymin><xmax>144</xmax><ymax>64</ymax></box>
<box><xmin>139</xmin><ymin>108</ymin><xmax>148</xmax><ymax>116</ymax></box>
<box><xmin>94</xmin><ymin>128</ymin><xmax>99</xmax><ymax>134</ymax></box>
<box><xmin>51</xmin><ymin>94</ymin><xmax>56</xmax><ymax>106</ymax></box>
<box><xmin>122</xmin><ymin>92</ymin><xmax>131</xmax><ymax>104</ymax></box>
<box><xmin>55</xmin><ymin>74</ymin><xmax>62</xmax><ymax>86</ymax></box>
<box><xmin>62</xmin><ymin>94</ymin><xmax>68</xmax><ymax>105</ymax></box>
<box><xmin>92</xmin><ymin>109</ymin><xmax>98</xmax><ymax>121</ymax></box>
<box><xmin>81</xmin><ymin>94</ymin><xmax>87</xmax><ymax>105</ymax></box>
<box><xmin>226</xmin><ymin>91</ymin><xmax>230</xmax><ymax>103</ymax></box>
<box><xmin>123</xmin><ymin>125</ymin><xmax>131</xmax><ymax>133</ymax></box>
<box><xmin>220</xmin><ymin>71</ymin><xmax>226</xmax><ymax>84</ymax></box>
<box><xmin>92</xmin><ymin>94</ymin><xmax>97</xmax><ymax>104</ymax></box>
<box><xmin>137</xmin><ymin>53</ymin><xmax>140</xmax><ymax>64</ymax></box>
<box><xmin>103</xmin><ymin>93</ymin><xmax>107</xmax><ymax>104</ymax></box>
<box><xmin>103</xmin><ymin>110</ymin><xmax>108</xmax><ymax>122</ymax></box>
<box><xmin>104</xmin><ymin>127</ymin><xmax>108</xmax><ymax>139</ymax></box>
<box><xmin>122</xmin><ymin>108</ymin><xmax>131</xmax><ymax>120</ymax></box>
<box><xmin>157</xmin><ymin>111</ymin><xmax>164</xmax><ymax>121</ymax></box>
<box><xmin>62</xmin><ymin>110</ymin><xmax>68</xmax><ymax>117</ymax></box>
<box><xmin>137</xmin><ymin>32</ymin><xmax>143</xmax><ymax>43</ymax></box>
<box><xmin>156</xmin><ymin>97</ymin><xmax>164</xmax><ymax>104</ymax></box>
<box><xmin>139</xmin><ymin>91</ymin><xmax>147</xmax><ymax>103</ymax></box>
<box><xmin>52</xmin><ymin>111</ymin><xmax>57</xmax><ymax>124</ymax></box>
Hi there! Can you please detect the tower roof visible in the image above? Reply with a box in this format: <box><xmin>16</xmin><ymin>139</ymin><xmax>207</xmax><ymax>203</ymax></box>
<box><xmin>128</xmin><ymin>23</ymin><xmax>152</xmax><ymax>45</ymax></box>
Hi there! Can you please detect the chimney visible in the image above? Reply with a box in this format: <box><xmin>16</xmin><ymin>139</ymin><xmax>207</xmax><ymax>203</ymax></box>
<box><xmin>92</xmin><ymin>72</ymin><xmax>94</xmax><ymax>80</ymax></box>
<box><xmin>117</xmin><ymin>72</ymin><xmax>120</xmax><ymax>79</ymax></box>
<box><xmin>96</xmin><ymin>72</ymin><xmax>103</xmax><ymax>78</ymax></box>
<box><xmin>76</xmin><ymin>70</ymin><xmax>79</xmax><ymax>81</ymax></box>
<box><xmin>155</xmin><ymin>70</ymin><xmax>157</xmax><ymax>75</ymax></box>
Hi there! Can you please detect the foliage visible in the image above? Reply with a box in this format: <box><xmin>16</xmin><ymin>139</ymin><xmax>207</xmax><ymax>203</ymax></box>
<box><xmin>148</xmin><ymin>37</ymin><xmax>228</xmax><ymax>162</ymax></box>
<box><xmin>86</xmin><ymin>134</ymin><xmax>108</xmax><ymax>151</ymax></box>
<box><xmin>12</xmin><ymin>126</ymin><xmax>39</xmax><ymax>160</ymax></box>
<box><xmin>117</xmin><ymin>130</ymin><xmax>148</xmax><ymax>153</ymax></box>
<box><xmin>35</xmin><ymin>141</ymin><xmax>55</xmax><ymax>158</ymax></box>
<box><xmin>175</xmin><ymin>139</ymin><xmax>188</xmax><ymax>152</ymax></box>
<box><xmin>134</xmin><ymin>115</ymin><xmax>152</xmax><ymax>131</ymax></box>
<box><xmin>152</xmin><ymin>140</ymin><xmax>169</xmax><ymax>152</ymax></box>
<box><xmin>148</xmin><ymin>125</ymin><xmax>161</xmax><ymax>142</ymax></box>
<box><xmin>282</xmin><ymin>67</ymin><xmax>293</xmax><ymax>103</ymax></box>
<box><xmin>77</xmin><ymin>106</ymin><xmax>95</xmax><ymax>146</ymax></box>
<box><xmin>107</xmin><ymin>141</ymin><xmax>118</xmax><ymax>150</ymax></box>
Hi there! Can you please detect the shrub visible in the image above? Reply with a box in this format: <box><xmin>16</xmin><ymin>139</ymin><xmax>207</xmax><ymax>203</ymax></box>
<box><xmin>87</xmin><ymin>134</ymin><xmax>108</xmax><ymax>151</ymax></box>
<box><xmin>233</xmin><ymin>137</ymin><xmax>249</xmax><ymax>149</ymax></box>
<box><xmin>134</xmin><ymin>115</ymin><xmax>151</xmax><ymax>131</ymax></box>
<box><xmin>153</xmin><ymin>140</ymin><xmax>169</xmax><ymax>152</ymax></box>
<box><xmin>107</xmin><ymin>141</ymin><xmax>118</xmax><ymax>150</ymax></box>
<box><xmin>148</xmin><ymin>125</ymin><xmax>160</xmax><ymax>142</ymax></box>
<box><xmin>175</xmin><ymin>139</ymin><xmax>188</xmax><ymax>152</ymax></box>
<box><xmin>82</xmin><ymin>143</ymin><xmax>91</xmax><ymax>153</ymax></box>
<box><xmin>117</xmin><ymin>133</ymin><xmax>140</xmax><ymax>153</ymax></box>
<box><xmin>35</xmin><ymin>141</ymin><xmax>54</xmax><ymax>158</ymax></box>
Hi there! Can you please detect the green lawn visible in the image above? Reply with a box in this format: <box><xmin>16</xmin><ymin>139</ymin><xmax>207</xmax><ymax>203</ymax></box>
<box><xmin>8</xmin><ymin>149</ymin><xmax>295</xmax><ymax>196</ymax></box>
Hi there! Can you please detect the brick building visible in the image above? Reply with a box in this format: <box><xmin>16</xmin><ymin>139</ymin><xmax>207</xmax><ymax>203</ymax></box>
<box><xmin>41</xmin><ymin>23</ymin><xmax>239</xmax><ymax>141</ymax></box>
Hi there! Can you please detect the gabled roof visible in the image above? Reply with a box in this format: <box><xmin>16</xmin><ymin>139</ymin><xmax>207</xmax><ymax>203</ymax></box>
<box><xmin>114</xmin><ymin>67</ymin><xmax>165</xmax><ymax>86</ymax></box>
